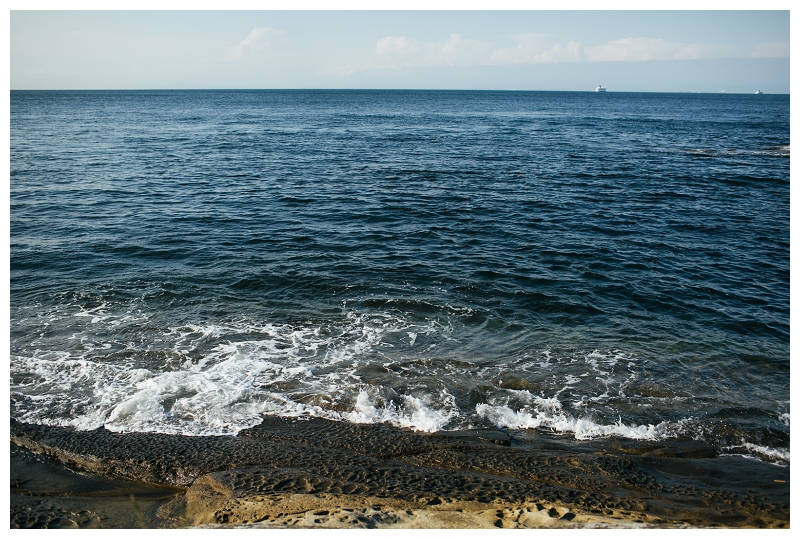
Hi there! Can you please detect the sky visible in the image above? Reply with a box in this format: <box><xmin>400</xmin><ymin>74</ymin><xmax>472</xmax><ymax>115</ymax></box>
<box><xmin>8</xmin><ymin>3</ymin><xmax>793</xmax><ymax>93</ymax></box>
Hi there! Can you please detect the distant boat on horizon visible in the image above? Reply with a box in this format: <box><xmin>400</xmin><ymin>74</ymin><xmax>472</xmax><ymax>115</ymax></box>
<box><xmin>755</xmin><ymin>90</ymin><xmax>764</xmax><ymax>95</ymax></box>
<box><xmin>596</xmin><ymin>85</ymin><xmax>606</xmax><ymax>93</ymax></box>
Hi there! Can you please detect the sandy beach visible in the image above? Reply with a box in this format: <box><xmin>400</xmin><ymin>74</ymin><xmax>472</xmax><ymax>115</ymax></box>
<box><xmin>10</xmin><ymin>416</ymin><xmax>789</xmax><ymax>529</ymax></box>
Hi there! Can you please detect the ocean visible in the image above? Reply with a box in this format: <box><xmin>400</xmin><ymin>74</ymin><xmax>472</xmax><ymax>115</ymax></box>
<box><xmin>10</xmin><ymin>89</ymin><xmax>789</xmax><ymax>472</ymax></box>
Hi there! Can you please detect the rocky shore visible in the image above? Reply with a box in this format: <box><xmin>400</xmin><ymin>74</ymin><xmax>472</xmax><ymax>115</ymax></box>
<box><xmin>10</xmin><ymin>417</ymin><xmax>790</xmax><ymax>529</ymax></box>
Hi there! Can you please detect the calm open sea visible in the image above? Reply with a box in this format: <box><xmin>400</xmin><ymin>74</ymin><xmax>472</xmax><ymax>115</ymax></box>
<box><xmin>10</xmin><ymin>90</ymin><xmax>789</xmax><ymax>465</ymax></box>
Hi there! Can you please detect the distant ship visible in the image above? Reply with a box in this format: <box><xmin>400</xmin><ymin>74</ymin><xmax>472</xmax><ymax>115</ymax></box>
<box><xmin>596</xmin><ymin>85</ymin><xmax>606</xmax><ymax>93</ymax></box>
<box><xmin>755</xmin><ymin>90</ymin><xmax>764</xmax><ymax>95</ymax></box>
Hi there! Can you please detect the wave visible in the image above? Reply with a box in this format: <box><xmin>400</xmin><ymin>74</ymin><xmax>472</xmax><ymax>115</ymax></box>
<box><xmin>9</xmin><ymin>297</ymin><xmax>789</xmax><ymax>465</ymax></box>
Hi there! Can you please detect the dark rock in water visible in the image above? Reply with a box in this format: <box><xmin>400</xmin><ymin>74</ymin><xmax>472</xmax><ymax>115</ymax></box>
<box><xmin>10</xmin><ymin>441</ymin><xmax>181</xmax><ymax>529</ymax></box>
<box><xmin>439</xmin><ymin>428</ymin><xmax>512</xmax><ymax>446</ymax></box>
<box><xmin>10</xmin><ymin>417</ymin><xmax>790</xmax><ymax>529</ymax></box>
<box><xmin>607</xmin><ymin>438</ymin><xmax>719</xmax><ymax>459</ymax></box>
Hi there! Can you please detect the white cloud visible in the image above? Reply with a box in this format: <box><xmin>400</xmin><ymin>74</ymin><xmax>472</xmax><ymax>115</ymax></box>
<box><xmin>584</xmin><ymin>37</ymin><xmax>693</xmax><ymax>62</ymax></box>
<box><xmin>336</xmin><ymin>31</ymin><xmax>758</xmax><ymax>77</ymax></box>
<box><xmin>750</xmin><ymin>42</ymin><xmax>790</xmax><ymax>58</ymax></box>
<box><xmin>374</xmin><ymin>35</ymin><xmax>423</xmax><ymax>63</ymax></box>
<box><xmin>490</xmin><ymin>36</ymin><xmax>735</xmax><ymax>65</ymax></box>
<box><xmin>340</xmin><ymin>33</ymin><xmax>492</xmax><ymax>74</ymax></box>
<box><xmin>538</xmin><ymin>41</ymin><xmax>584</xmax><ymax>63</ymax></box>
<box><xmin>582</xmin><ymin>38</ymin><xmax>737</xmax><ymax>63</ymax></box>
<box><xmin>228</xmin><ymin>27</ymin><xmax>284</xmax><ymax>61</ymax></box>
<box><xmin>491</xmin><ymin>34</ymin><xmax>583</xmax><ymax>64</ymax></box>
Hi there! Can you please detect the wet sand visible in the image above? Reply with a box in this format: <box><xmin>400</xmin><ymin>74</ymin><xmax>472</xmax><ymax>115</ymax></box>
<box><xmin>10</xmin><ymin>417</ymin><xmax>789</xmax><ymax>528</ymax></box>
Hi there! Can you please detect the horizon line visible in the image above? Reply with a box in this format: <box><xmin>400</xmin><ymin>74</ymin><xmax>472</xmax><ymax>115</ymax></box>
<box><xmin>10</xmin><ymin>88</ymin><xmax>783</xmax><ymax>95</ymax></box>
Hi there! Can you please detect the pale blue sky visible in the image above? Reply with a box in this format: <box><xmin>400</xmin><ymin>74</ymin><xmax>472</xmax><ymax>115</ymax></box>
<box><xmin>10</xmin><ymin>9</ymin><xmax>791</xmax><ymax>92</ymax></box>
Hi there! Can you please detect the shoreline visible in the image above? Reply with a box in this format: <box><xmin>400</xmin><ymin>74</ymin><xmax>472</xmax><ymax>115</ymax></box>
<box><xmin>10</xmin><ymin>416</ymin><xmax>790</xmax><ymax>529</ymax></box>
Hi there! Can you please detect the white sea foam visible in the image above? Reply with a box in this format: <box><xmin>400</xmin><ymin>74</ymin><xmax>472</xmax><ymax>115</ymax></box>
<box><xmin>344</xmin><ymin>389</ymin><xmax>457</xmax><ymax>432</ymax></box>
<box><xmin>104</xmin><ymin>353</ymin><xmax>280</xmax><ymax>435</ymax></box>
<box><xmin>725</xmin><ymin>442</ymin><xmax>790</xmax><ymax>465</ymax></box>
<box><xmin>11</xmin><ymin>307</ymin><xmax>461</xmax><ymax>435</ymax></box>
<box><xmin>475</xmin><ymin>402</ymin><xmax>675</xmax><ymax>440</ymax></box>
<box><xmin>9</xmin><ymin>303</ymin><xmax>789</xmax><ymax>463</ymax></box>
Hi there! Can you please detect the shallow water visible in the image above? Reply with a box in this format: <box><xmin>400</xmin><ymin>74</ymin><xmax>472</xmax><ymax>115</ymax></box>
<box><xmin>10</xmin><ymin>90</ymin><xmax>789</xmax><ymax>465</ymax></box>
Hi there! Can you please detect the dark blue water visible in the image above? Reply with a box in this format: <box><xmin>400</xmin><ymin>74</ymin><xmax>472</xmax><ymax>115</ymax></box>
<box><xmin>10</xmin><ymin>90</ymin><xmax>789</xmax><ymax>464</ymax></box>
